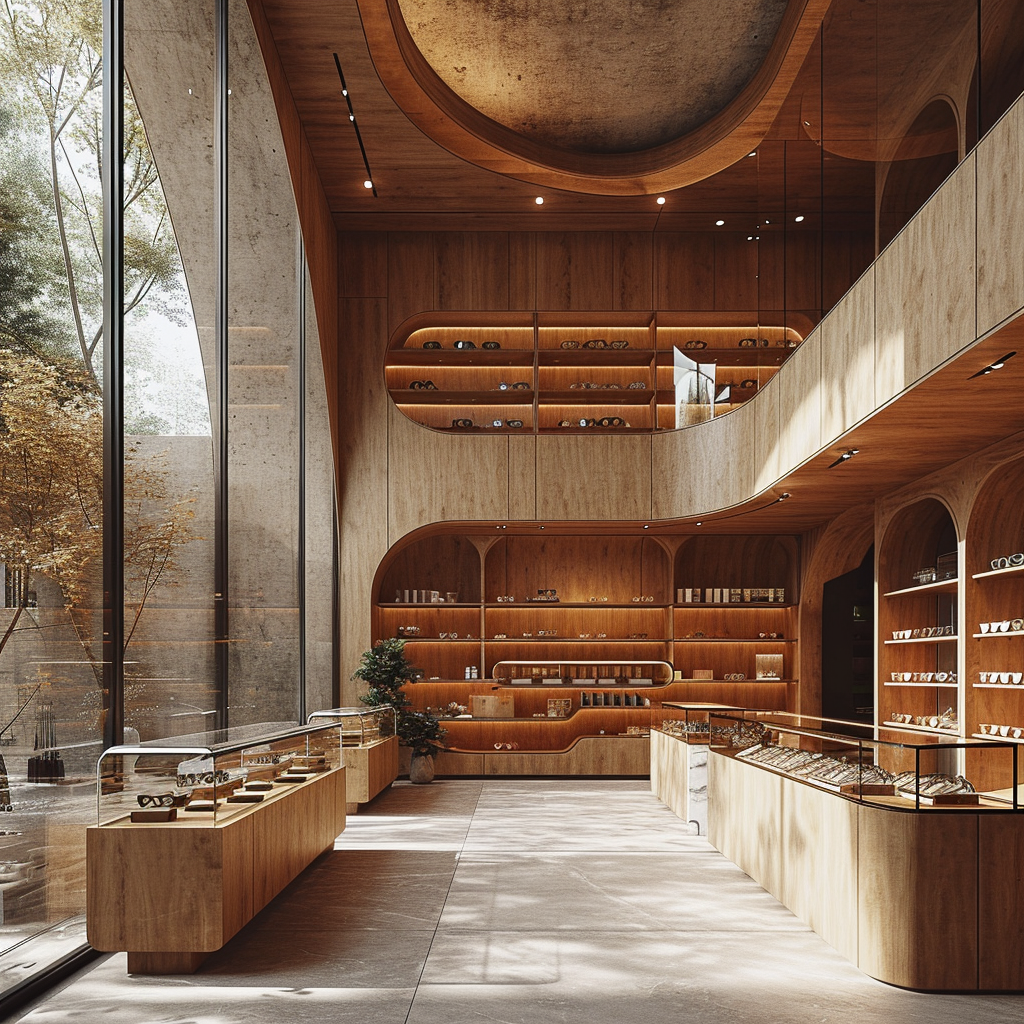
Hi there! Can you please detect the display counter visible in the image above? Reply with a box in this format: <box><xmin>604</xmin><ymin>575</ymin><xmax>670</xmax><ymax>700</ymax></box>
<box><xmin>308</xmin><ymin>706</ymin><xmax>399</xmax><ymax>809</ymax></box>
<box><xmin>704</xmin><ymin>710</ymin><xmax>1024</xmax><ymax>990</ymax></box>
<box><xmin>87</xmin><ymin>721</ymin><xmax>348</xmax><ymax>974</ymax></box>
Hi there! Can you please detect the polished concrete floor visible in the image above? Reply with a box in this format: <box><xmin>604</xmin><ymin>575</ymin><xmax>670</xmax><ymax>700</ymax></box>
<box><xmin>13</xmin><ymin>779</ymin><xmax>1024</xmax><ymax>1023</ymax></box>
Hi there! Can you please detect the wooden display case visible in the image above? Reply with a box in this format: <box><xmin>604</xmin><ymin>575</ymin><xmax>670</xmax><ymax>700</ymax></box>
<box><xmin>385</xmin><ymin>312</ymin><xmax>803</xmax><ymax>435</ymax></box>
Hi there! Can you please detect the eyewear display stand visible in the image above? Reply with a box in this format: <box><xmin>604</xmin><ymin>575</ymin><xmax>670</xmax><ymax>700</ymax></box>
<box><xmin>703</xmin><ymin>711</ymin><xmax>1024</xmax><ymax>991</ymax></box>
<box><xmin>87</xmin><ymin>721</ymin><xmax>348</xmax><ymax>975</ymax></box>
<box><xmin>308</xmin><ymin>706</ymin><xmax>399</xmax><ymax>810</ymax></box>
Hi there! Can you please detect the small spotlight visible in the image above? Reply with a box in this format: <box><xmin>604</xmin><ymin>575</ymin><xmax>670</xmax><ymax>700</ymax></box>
<box><xmin>656</xmin><ymin>196</ymin><xmax>666</xmax><ymax>205</ymax></box>
<box><xmin>778</xmin><ymin>492</ymin><xmax>791</xmax><ymax>501</ymax></box>
<box><xmin>794</xmin><ymin>215</ymin><xmax>805</xmax><ymax>223</ymax></box>
<box><xmin>747</xmin><ymin>236</ymin><xmax>753</xmax><ymax>241</ymax></box>
<box><xmin>535</xmin><ymin>196</ymin><xmax>544</xmax><ymax>205</ymax></box>
<box><xmin>716</xmin><ymin>219</ymin><xmax>725</xmax><ymax>226</ymax></box>
<box><xmin>803</xmin><ymin>120</ymin><xmax>811</xmax><ymax>127</ymax></box>
<box><xmin>348</xmin><ymin>114</ymin><xmax>355</xmax><ymax>122</ymax></box>
<box><xmin>828</xmin><ymin>449</ymin><xmax>860</xmax><ymax>468</ymax></box>
<box><xmin>342</xmin><ymin>88</ymin><xmax>348</xmax><ymax>97</ymax></box>
<box><xmin>695</xmin><ymin>521</ymin><xmax>703</xmax><ymax>527</ymax></box>
<box><xmin>643</xmin><ymin>524</ymin><xmax>650</xmax><ymax>529</ymax></box>
<box><xmin>363</xmin><ymin>179</ymin><xmax>373</xmax><ymax>189</ymax></box>
<box><xmin>748</xmin><ymin>151</ymin><xmax>757</xmax><ymax>157</ymax></box>
<box><xmin>969</xmin><ymin>351</ymin><xmax>1017</xmax><ymax>379</ymax></box>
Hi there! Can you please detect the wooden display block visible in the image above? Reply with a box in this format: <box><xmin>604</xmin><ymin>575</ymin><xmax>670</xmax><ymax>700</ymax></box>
<box><xmin>470</xmin><ymin>693</ymin><xmax>515</xmax><ymax>718</ymax></box>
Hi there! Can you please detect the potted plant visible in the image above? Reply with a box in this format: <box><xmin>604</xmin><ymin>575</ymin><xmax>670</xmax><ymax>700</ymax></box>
<box><xmin>352</xmin><ymin>638</ymin><xmax>445</xmax><ymax>782</ymax></box>
<box><xmin>397</xmin><ymin>709</ymin><xmax>447</xmax><ymax>784</ymax></box>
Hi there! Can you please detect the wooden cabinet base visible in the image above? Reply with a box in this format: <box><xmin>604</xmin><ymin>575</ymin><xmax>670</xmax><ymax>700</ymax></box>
<box><xmin>708</xmin><ymin>752</ymin><xmax>1024</xmax><ymax>990</ymax></box>
<box><xmin>435</xmin><ymin>736</ymin><xmax>649</xmax><ymax>775</ymax></box>
<box><xmin>128</xmin><ymin>951</ymin><xmax>208</xmax><ymax>975</ymax></box>
<box><xmin>342</xmin><ymin>736</ymin><xmax>399</xmax><ymax>806</ymax></box>
<box><xmin>88</xmin><ymin>767</ymin><xmax>346</xmax><ymax>974</ymax></box>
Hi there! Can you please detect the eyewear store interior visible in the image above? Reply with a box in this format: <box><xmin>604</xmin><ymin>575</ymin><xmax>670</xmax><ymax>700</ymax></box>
<box><xmin>5</xmin><ymin>0</ymin><xmax>1024</xmax><ymax>1016</ymax></box>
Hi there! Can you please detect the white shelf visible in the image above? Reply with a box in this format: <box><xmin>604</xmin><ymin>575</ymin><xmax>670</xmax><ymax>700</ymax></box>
<box><xmin>972</xmin><ymin>564</ymin><xmax>1024</xmax><ymax>580</ymax></box>
<box><xmin>883</xmin><ymin>579</ymin><xmax>958</xmax><ymax>597</ymax></box>
<box><xmin>884</xmin><ymin>635</ymin><xmax>957</xmax><ymax>645</ymax></box>
<box><xmin>880</xmin><ymin>721</ymin><xmax>961</xmax><ymax>736</ymax></box>
<box><xmin>882</xmin><ymin>681</ymin><xmax>958</xmax><ymax>688</ymax></box>
<box><xmin>972</xmin><ymin>629</ymin><xmax>1024</xmax><ymax>639</ymax></box>
<box><xmin>973</xmin><ymin>683</ymin><xmax>1024</xmax><ymax>689</ymax></box>
<box><xmin>971</xmin><ymin>732</ymin><xmax>1024</xmax><ymax>744</ymax></box>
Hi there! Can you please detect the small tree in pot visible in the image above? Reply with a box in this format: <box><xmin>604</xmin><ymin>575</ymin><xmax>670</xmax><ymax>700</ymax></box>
<box><xmin>352</xmin><ymin>639</ymin><xmax>445</xmax><ymax>783</ymax></box>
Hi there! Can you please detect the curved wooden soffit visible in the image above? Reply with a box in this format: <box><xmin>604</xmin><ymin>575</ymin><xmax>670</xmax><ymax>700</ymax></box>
<box><xmin>356</xmin><ymin>0</ymin><xmax>833</xmax><ymax>195</ymax></box>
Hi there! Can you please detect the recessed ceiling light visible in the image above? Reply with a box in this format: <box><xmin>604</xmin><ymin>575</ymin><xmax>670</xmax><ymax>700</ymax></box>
<box><xmin>348</xmin><ymin>114</ymin><xmax>354</xmax><ymax>122</ymax></box>
<box><xmin>715</xmin><ymin>219</ymin><xmax>725</xmax><ymax>226</ymax></box>
<box><xmin>803</xmin><ymin>120</ymin><xmax>811</xmax><ymax>127</ymax></box>
<box><xmin>747</xmin><ymin>236</ymin><xmax>753</xmax><ymax>241</ymax></box>
<box><xmin>656</xmin><ymin>196</ymin><xmax>666</xmax><ymax>205</ymax></box>
<box><xmin>695</xmin><ymin>521</ymin><xmax>703</xmax><ymax>526</ymax></box>
<box><xmin>764</xmin><ymin>219</ymin><xmax>770</xmax><ymax>224</ymax></box>
<box><xmin>535</xmin><ymin>197</ymin><xmax>544</xmax><ymax>205</ymax></box>
<box><xmin>748</xmin><ymin>151</ymin><xmax>756</xmax><ymax>157</ymax></box>
<box><xmin>363</xmin><ymin>179</ymin><xmax>373</xmax><ymax>189</ymax></box>
<box><xmin>342</xmin><ymin>88</ymin><xmax>348</xmax><ymax>97</ymax></box>
<box><xmin>643</xmin><ymin>524</ymin><xmax>650</xmax><ymax>529</ymax></box>
<box><xmin>794</xmin><ymin>215</ymin><xmax>805</xmax><ymax>223</ymax></box>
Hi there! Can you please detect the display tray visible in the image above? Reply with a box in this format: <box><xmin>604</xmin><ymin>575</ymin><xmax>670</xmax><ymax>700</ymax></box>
<box><xmin>898</xmin><ymin>790</ymin><xmax>981</xmax><ymax>806</ymax></box>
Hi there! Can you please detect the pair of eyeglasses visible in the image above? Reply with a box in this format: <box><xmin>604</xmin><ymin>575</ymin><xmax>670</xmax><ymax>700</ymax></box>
<box><xmin>507</xmin><ymin>419</ymin><xmax>524</xmax><ymax>428</ymax></box>
<box><xmin>684</xmin><ymin>340</ymin><xmax>707</xmax><ymax>349</ymax></box>
<box><xmin>452</xmin><ymin>418</ymin><xmax>474</xmax><ymax>428</ymax></box>
<box><xmin>580</xmin><ymin>417</ymin><xmax>626</xmax><ymax>428</ymax></box>
<box><xmin>482</xmin><ymin>341</ymin><xmax>501</xmax><ymax>350</ymax></box>
<box><xmin>498</xmin><ymin>381</ymin><xmax>530</xmax><ymax>390</ymax></box>
<box><xmin>422</xmin><ymin>341</ymin><xmax>441</xmax><ymax>349</ymax></box>
<box><xmin>137</xmin><ymin>793</ymin><xmax>188</xmax><ymax>808</ymax></box>
<box><xmin>560</xmin><ymin>340</ymin><xmax>580</xmax><ymax>349</ymax></box>
<box><xmin>454</xmin><ymin>340</ymin><xmax>476</xmax><ymax>350</ymax></box>
<box><xmin>582</xmin><ymin>339</ymin><xmax>607</xmax><ymax>349</ymax></box>
<box><xmin>409</xmin><ymin>380</ymin><xmax>437</xmax><ymax>390</ymax></box>
<box><xmin>609</xmin><ymin>340</ymin><xmax>630</xmax><ymax>349</ymax></box>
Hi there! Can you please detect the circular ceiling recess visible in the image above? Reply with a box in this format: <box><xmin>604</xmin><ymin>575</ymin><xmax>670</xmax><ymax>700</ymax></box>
<box><xmin>396</xmin><ymin>0</ymin><xmax>790</xmax><ymax>154</ymax></box>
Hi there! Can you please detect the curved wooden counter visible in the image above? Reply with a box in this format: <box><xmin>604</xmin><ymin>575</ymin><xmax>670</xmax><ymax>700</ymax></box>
<box><xmin>434</xmin><ymin>733</ymin><xmax>650</xmax><ymax>776</ymax></box>
<box><xmin>707</xmin><ymin>750</ymin><xmax>1024</xmax><ymax>991</ymax></box>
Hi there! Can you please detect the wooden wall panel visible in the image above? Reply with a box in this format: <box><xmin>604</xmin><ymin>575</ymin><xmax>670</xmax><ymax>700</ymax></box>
<box><xmin>777</xmin><ymin>326</ymin><xmax>822</xmax><ymax>470</ymax></box>
<box><xmin>434</xmin><ymin>232</ymin><xmax>509</xmax><ymax>310</ymax></box>
<box><xmin>652</xmin><ymin>403</ymin><xmax>756</xmax><ymax>519</ymax></box>
<box><xmin>655</xmin><ymin>233</ymin><xmax>714</xmax><ymax>310</ymax></box>
<box><xmin>508</xmin><ymin>232</ymin><xmax>536</xmax><ymax>309</ymax></box>
<box><xmin>785</xmin><ymin>231</ymin><xmax>822</xmax><ymax>312</ymax></box>
<box><xmin>753</xmin><ymin>372</ymin><xmax>782</xmax><ymax>491</ymax></box>
<box><xmin>820</xmin><ymin>266</ymin><xmax>875</xmax><ymax>442</ymax></box>
<box><xmin>714</xmin><ymin>233</ymin><xmax>758</xmax><ymax>310</ymax></box>
<box><xmin>387</xmin><ymin>405</ymin><xmax>510</xmax><ymax>544</ymax></box>
<box><xmin>756</xmin><ymin>232</ymin><xmax>785</xmax><ymax>314</ymax></box>
<box><xmin>339</xmin><ymin>232</ymin><xmax>387</xmax><ymax>298</ymax></box>
<box><xmin>535</xmin><ymin>434</ymin><xmax>652</xmax><ymax>520</ymax></box>
<box><xmin>978</xmin><ymin>813</ymin><xmax>1024</xmax><ymax>989</ymax></box>
<box><xmin>875</xmin><ymin>154</ymin><xmax>976</xmax><ymax>401</ymax></box>
<box><xmin>508</xmin><ymin>435</ymin><xmax>537</xmax><ymax>519</ymax></box>
<box><xmin>977</xmin><ymin>98</ymin><xmax>1024</xmax><ymax>335</ymax></box>
<box><xmin>337</xmin><ymin>297</ymin><xmax>390</xmax><ymax>702</ymax></box>
<box><xmin>613</xmin><ymin>232</ymin><xmax>654</xmax><ymax>310</ymax></box>
<box><xmin>858</xmin><ymin>804</ymin><xmax>978</xmax><ymax>991</ymax></box>
<box><xmin>536</xmin><ymin>232</ymin><xmax>614</xmax><ymax>310</ymax></box>
<box><xmin>388</xmin><ymin>233</ymin><xmax>435</xmax><ymax>334</ymax></box>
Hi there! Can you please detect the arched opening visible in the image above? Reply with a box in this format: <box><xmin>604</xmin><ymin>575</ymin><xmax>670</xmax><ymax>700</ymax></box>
<box><xmin>878</xmin><ymin>99</ymin><xmax>959</xmax><ymax>250</ymax></box>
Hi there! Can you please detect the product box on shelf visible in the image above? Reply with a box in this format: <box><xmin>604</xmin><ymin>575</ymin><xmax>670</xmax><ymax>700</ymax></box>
<box><xmin>469</xmin><ymin>694</ymin><xmax>515</xmax><ymax>718</ymax></box>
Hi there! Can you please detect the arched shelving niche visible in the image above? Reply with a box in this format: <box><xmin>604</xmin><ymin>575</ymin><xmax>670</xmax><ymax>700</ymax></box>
<box><xmin>876</xmin><ymin>497</ymin><xmax>960</xmax><ymax>772</ymax></box>
<box><xmin>964</xmin><ymin>454</ymin><xmax>1024</xmax><ymax>796</ymax></box>
<box><xmin>385</xmin><ymin>311</ymin><xmax>804</xmax><ymax>436</ymax></box>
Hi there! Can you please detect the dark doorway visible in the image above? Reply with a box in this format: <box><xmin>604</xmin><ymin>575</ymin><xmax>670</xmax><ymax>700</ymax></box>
<box><xmin>821</xmin><ymin>546</ymin><xmax>874</xmax><ymax>723</ymax></box>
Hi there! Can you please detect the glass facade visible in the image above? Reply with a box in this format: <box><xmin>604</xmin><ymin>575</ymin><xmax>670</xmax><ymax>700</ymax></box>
<box><xmin>0</xmin><ymin>0</ymin><xmax>335</xmax><ymax>1001</ymax></box>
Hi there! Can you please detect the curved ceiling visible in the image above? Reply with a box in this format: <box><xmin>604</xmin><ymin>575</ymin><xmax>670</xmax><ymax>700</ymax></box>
<box><xmin>358</xmin><ymin>0</ymin><xmax>833</xmax><ymax>195</ymax></box>
<box><xmin>397</xmin><ymin>0</ymin><xmax>789</xmax><ymax>155</ymax></box>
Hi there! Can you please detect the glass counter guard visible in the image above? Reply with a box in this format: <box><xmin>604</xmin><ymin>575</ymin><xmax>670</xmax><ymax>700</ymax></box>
<box><xmin>707</xmin><ymin>709</ymin><xmax>1021</xmax><ymax>811</ymax></box>
<box><xmin>96</xmin><ymin>720</ymin><xmax>345</xmax><ymax>827</ymax></box>
<box><xmin>307</xmin><ymin>705</ymin><xmax>396</xmax><ymax>745</ymax></box>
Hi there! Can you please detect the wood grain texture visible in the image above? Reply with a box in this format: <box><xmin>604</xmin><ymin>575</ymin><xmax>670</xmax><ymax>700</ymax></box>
<box><xmin>434</xmin><ymin>232</ymin><xmax>509</xmax><ymax>310</ymax></box>
<box><xmin>339</xmin><ymin>232</ymin><xmax>387</xmax><ymax>298</ymax></box>
<box><xmin>337</xmin><ymin>297</ymin><xmax>391</xmax><ymax>701</ymax></box>
<box><xmin>857</xmin><ymin>804</ymin><xmax>978</xmax><ymax>990</ymax></box>
<box><xmin>978</xmin><ymin>813</ymin><xmax>1024</xmax><ymax>989</ymax></box>
<box><xmin>342</xmin><ymin>736</ymin><xmax>399</xmax><ymax>803</ymax></box>
<box><xmin>388</xmin><ymin>233</ymin><xmax>434</xmax><ymax>335</ymax></box>
<box><xmin>508</xmin><ymin>435</ymin><xmax>537</xmax><ymax>519</ymax></box>
<box><xmin>714</xmin><ymin>233</ymin><xmax>758</xmax><ymax>310</ymax></box>
<box><xmin>483</xmin><ymin>736</ymin><xmax>650</xmax><ymax>775</ymax></box>
<box><xmin>535</xmin><ymin>434</ymin><xmax>653</xmax><ymax>520</ymax></box>
<box><xmin>650</xmin><ymin>728</ymin><xmax>694</xmax><ymax>821</ymax></box>
<box><xmin>977</xmin><ymin>93</ymin><xmax>1024</xmax><ymax>336</ymax></box>
<box><xmin>753</xmin><ymin>371</ymin><xmax>781</xmax><ymax>491</ymax></box>
<box><xmin>536</xmin><ymin>233</ymin><xmax>614</xmax><ymax>311</ymax></box>
<box><xmin>252</xmin><ymin>768</ymin><xmax>347</xmax><ymax>911</ymax></box>
<box><xmin>613</xmin><ymin>232</ymin><xmax>654</xmax><ymax>311</ymax></box>
<box><xmin>820</xmin><ymin>266</ymin><xmax>875</xmax><ymax>442</ymax></box>
<box><xmin>508</xmin><ymin>233</ymin><xmax>536</xmax><ymax>310</ymax></box>
<box><xmin>776</xmin><ymin>326</ymin><xmax>821</xmax><ymax>471</ymax></box>
<box><xmin>875</xmin><ymin>154</ymin><xmax>977</xmax><ymax>402</ymax></box>
<box><xmin>655</xmin><ymin>234</ymin><xmax>715</xmax><ymax>310</ymax></box>
<box><xmin>387</xmin><ymin>402</ymin><xmax>510</xmax><ymax>545</ymax></box>
<box><xmin>652</xmin><ymin>403</ymin><xmax>757</xmax><ymax>519</ymax></box>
